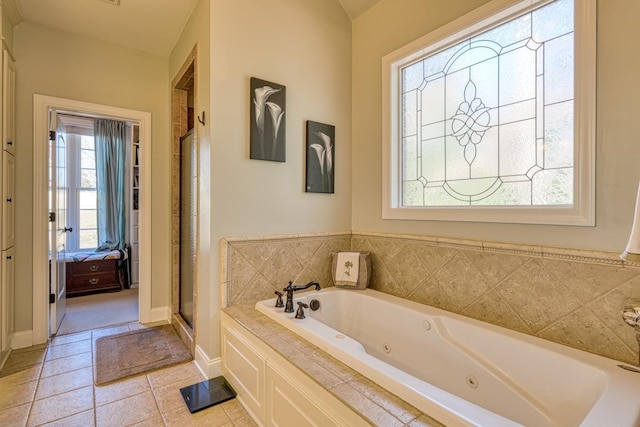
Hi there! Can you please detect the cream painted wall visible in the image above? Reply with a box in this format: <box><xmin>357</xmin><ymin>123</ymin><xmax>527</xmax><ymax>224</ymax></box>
<box><xmin>207</xmin><ymin>0</ymin><xmax>352</xmax><ymax>357</ymax></box>
<box><xmin>2</xmin><ymin>6</ymin><xmax>14</xmax><ymax>52</ymax></box>
<box><xmin>352</xmin><ymin>0</ymin><xmax>640</xmax><ymax>252</ymax></box>
<box><xmin>13</xmin><ymin>22</ymin><xmax>172</xmax><ymax>331</ymax></box>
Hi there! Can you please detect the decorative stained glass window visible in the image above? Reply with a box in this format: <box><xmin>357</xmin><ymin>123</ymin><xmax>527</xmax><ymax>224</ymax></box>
<box><xmin>383</xmin><ymin>0</ymin><xmax>595</xmax><ymax>225</ymax></box>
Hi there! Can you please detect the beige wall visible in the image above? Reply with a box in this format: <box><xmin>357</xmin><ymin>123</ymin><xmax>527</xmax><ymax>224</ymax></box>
<box><xmin>206</xmin><ymin>0</ymin><xmax>353</xmax><ymax>357</ymax></box>
<box><xmin>13</xmin><ymin>22</ymin><xmax>172</xmax><ymax>331</ymax></box>
<box><xmin>352</xmin><ymin>0</ymin><xmax>640</xmax><ymax>252</ymax></box>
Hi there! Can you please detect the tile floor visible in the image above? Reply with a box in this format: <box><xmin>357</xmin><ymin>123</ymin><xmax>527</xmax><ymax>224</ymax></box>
<box><xmin>0</xmin><ymin>323</ymin><xmax>255</xmax><ymax>427</ymax></box>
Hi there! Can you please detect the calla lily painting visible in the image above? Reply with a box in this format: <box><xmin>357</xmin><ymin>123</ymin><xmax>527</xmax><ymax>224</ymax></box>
<box><xmin>250</xmin><ymin>77</ymin><xmax>286</xmax><ymax>162</ymax></box>
<box><xmin>306</xmin><ymin>121</ymin><xmax>335</xmax><ymax>193</ymax></box>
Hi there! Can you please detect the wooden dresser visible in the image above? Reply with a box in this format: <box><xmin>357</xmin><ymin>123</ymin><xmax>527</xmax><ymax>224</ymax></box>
<box><xmin>66</xmin><ymin>259</ymin><xmax>122</xmax><ymax>297</ymax></box>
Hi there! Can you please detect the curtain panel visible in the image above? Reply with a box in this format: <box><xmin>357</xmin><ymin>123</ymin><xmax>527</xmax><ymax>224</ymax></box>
<box><xmin>95</xmin><ymin>119</ymin><xmax>127</xmax><ymax>250</ymax></box>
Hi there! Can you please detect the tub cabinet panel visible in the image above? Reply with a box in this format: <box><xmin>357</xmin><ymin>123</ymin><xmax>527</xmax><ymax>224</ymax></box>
<box><xmin>221</xmin><ymin>314</ymin><xmax>368</xmax><ymax>427</ymax></box>
<box><xmin>266</xmin><ymin>362</ymin><xmax>351</xmax><ymax>427</ymax></box>
<box><xmin>222</xmin><ymin>324</ymin><xmax>267</xmax><ymax>424</ymax></box>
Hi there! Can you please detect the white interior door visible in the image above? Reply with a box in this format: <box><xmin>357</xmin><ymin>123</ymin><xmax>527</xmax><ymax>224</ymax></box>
<box><xmin>49</xmin><ymin>111</ymin><xmax>68</xmax><ymax>335</ymax></box>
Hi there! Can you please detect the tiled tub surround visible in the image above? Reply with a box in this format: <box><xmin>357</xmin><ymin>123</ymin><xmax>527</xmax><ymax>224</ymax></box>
<box><xmin>223</xmin><ymin>232</ymin><xmax>640</xmax><ymax>365</ymax></box>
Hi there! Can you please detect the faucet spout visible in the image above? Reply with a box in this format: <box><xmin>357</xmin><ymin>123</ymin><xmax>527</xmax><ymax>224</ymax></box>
<box><xmin>292</xmin><ymin>281</ymin><xmax>321</xmax><ymax>292</ymax></box>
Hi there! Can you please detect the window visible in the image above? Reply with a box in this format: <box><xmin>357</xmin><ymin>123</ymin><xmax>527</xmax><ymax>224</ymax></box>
<box><xmin>382</xmin><ymin>0</ymin><xmax>595</xmax><ymax>225</ymax></box>
<box><xmin>67</xmin><ymin>132</ymin><xmax>98</xmax><ymax>251</ymax></box>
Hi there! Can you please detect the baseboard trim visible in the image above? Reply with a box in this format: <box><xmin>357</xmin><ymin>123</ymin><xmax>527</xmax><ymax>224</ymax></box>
<box><xmin>12</xmin><ymin>330</ymin><xmax>34</xmax><ymax>349</ymax></box>
<box><xmin>194</xmin><ymin>344</ymin><xmax>221</xmax><ymax>379</ymax></box>
<box><xmin>148</xmin><ymin>306</ymin><xmax>171</xmax><ymax>324</ymax></box>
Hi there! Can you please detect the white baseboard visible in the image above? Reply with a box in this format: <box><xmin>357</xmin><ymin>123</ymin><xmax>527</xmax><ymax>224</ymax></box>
<box><xmin>147</xmin><ymin>306</ymin><xmax>171</xmax><ymax>324</ymax></box>
<box><xmin>194</xmin><ymin>344</ymin><xmax>221</xmax><ymax>379</ymax></box>
<box><xmin>12</xmin><ymin>330</ymin><xmax>34</xmax><ymax>349</ymax></box>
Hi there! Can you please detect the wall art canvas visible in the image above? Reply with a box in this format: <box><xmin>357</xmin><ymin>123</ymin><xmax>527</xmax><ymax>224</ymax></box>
<box><xmin>250</xmin><ymin>77</ymin><xmax>286</xmax><ymax>162</ymax></box>
<box><xmin>306</xmin><ymin>121</ymin><xmax>335</xmax><ymax>194</ymax></box>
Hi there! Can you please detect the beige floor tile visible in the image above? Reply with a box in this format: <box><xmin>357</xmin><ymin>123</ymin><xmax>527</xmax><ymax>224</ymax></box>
<box><xmin>50</xmin><ymin>331</ymin><xmax>92</xmax><ymax>347</ymax></box>
<box><xmin>230</xmin><ymin>414</ymin><xmax>258</xmax><ymax>427</ymax></box>
<box><xmin>41</xmin><ymin>409</ymin><xmax>95</xmax><ymax>427</ymax></box>
<box><xmin>45</xmin><ymin>340</ymin><xmax>92</xmax><ymax>361</ymax></box>
<box><xmin>163</xmin><ymin>404</ymin><xmax>232</xmax><ymax>427</ymax></box>
<box><xmin>94</xmin><ymin>374</ymin><xmax>150</xmax><ymax>407</ymax></box>
<box><xmin>0</xmin><ymin>380</ymin><xmax>37</xmax><ymax>412</ymax></box>
<box><xmin>35</xmin><ymin>366</ymin><xmax>94</xmax><ymax>400</ymax></box>
<box><xmin>41</xmin><ymin>352</ymin><xmax>93</xmax><ymax>378</ymax></box>
<box><xmin>1</xmin><ymin>347</ymin><xmax>47</xmax><ymax>375</ymax></box>
<box><xmin>129</xmin><ymin>415</ymin><xmax>166</xmax><ymax>426</ymax></box>
<box><xmin>147</xmin><ymin>362</ymin><xmax>202</xmax><ymax>389</ymax></box>
<box><xmin>152</xmin><ymin>373</ymin><xmax>205</xmax><ymax>414</ymax></box>
<box><xmin>27</xmin><ymin>385</ymin><xmax>94</xmax><ymax>426</ymax></box>
<box><xmin>0</xmin><ymin>402</ymin><xmax>30</xmax><ymax>427</ymax></box>
<box><xmin>220</xmin><ymin>400</ymin><xmax>247</xmax><ymax>422</ymax></box>
<box><xmin>0</xmin><ymin>364</ymin><xmax>42</xmax><ymax>388</ymax></box>
<box><xmin>95</xmin><ymin>390</ymin><xmax>161</xmax><ymax>427</ymax></box>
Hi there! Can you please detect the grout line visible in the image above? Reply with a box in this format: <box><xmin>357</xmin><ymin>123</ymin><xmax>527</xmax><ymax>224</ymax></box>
<box><xmin>24</xmin><ymin>344</ymin><xmax>47</xmax><ymax>426</ymax></box>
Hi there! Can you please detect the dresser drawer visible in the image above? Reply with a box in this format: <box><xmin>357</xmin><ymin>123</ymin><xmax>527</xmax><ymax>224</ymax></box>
<box><xmin>68</xmin><ymin>260</ymin><xmax>117</xmax><ymax>276</ymax></box>
<box><xmin>68</xmin><ymin>271</ymin><xmax>116</xmax><ymax>288</ymax></box>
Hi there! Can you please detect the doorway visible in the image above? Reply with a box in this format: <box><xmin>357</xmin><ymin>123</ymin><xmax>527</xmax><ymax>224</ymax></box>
<box><xmin>171</xmin><ymin>47</ymin><xmax>198</xmax><ymax>355</ymax></box>
<box><xmin>33</xmin><ymin>95</ymin><xmax>153</xmax><ymax>345</ymax></box>
<box><xmin>52</xmin><ymin>113</ymin><xmax>139</xmax><ymax>335</ymax></box>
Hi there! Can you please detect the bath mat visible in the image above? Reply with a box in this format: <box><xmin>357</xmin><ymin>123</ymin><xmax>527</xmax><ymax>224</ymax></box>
<box><xmin>94</xmin><ymin>324</ymin><xmax>191</xmax><ymax>385</ymax></box>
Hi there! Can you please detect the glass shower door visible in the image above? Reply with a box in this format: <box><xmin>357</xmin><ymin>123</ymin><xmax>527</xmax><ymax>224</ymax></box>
<box><xmin>179</xmin><ymin>129</ymin><xmax>196</xmax><ymax>328</ymax></box>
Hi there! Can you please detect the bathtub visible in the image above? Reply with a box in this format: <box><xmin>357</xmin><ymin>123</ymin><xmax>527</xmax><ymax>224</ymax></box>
<box><xmin>255</xmin><ymin>287</ymin><xmax>640</xmax><ymax>427</ymax></box>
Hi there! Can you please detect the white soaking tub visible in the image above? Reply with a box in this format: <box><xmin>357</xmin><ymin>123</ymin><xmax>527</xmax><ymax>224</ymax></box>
<box><xmin>255</xmin><ymin>287</ymin><xmax>640</xmax><ymax>427</ymax></box>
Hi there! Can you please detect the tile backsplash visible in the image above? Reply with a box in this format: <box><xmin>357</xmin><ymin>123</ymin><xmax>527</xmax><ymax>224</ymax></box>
<box><xmin>222</xmin><ymin>231</ymin><xmax>640</xmax><ymax>365</ymax></box>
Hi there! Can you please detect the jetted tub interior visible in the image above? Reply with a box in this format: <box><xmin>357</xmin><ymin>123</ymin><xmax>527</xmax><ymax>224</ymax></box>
<box><xmin>256</xmin><ymin>287</ymin><xmax>640</xmax><ymax>427</ymax></box>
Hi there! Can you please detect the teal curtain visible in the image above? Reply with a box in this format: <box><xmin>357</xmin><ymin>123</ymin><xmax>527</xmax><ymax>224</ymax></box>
<box><xmin>95</xmin><ymin>119</ymin><xmax>127</xmax><ymax>251</ymax></box>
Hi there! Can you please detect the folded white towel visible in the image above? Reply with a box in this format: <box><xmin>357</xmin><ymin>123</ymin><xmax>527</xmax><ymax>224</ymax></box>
<box><xmin>335</xmin><ymin>252</ymin><xmax>360</xmax><ymax>287</ymax></box>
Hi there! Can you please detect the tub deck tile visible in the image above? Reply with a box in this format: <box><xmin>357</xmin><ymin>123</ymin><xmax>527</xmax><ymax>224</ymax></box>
<box><xmin>349</xmin><ymin>374</ymin><xmax>423</xmax><ymax>424</ymax></box>
<box><xmin>331</xmin><ymin>382</ymin><xmax>405</xmax><ymax>427</ymax></box>
<box><xmin>289</xmin><ymin>354</ymin><xmax>345</xmax><ymax>389</ymax></box>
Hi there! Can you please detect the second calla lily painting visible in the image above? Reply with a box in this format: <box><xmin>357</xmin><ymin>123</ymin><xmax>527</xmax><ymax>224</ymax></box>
<box><xmin>306</xmin><ymin>120</ymin><xmax>335</xmax><ymax>194</ymax></box>
<box><xmin>250</xmin><ymin>77</ymin><xmax>286</xmax><ymax>162</ymax></box>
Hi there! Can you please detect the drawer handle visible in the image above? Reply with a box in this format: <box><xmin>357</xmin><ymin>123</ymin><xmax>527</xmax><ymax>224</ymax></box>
<box><xmin>89</xmin><ymin>265</ymin><xmax>99</xmax><ymax>272</ymax></box>
<box><xmin>6</xmin><ymin>198</ymin><xmax>11</xmax><ymax>203</ymax></box>
<box><xmin>89</xmin><ymin>278</ymin><xmax>99</xmax><ymax>285</ymax></box>
<box><xmin>6</xmin><ymin>140</ymin><xmax>12</xmax><ymax>146</ymax></box>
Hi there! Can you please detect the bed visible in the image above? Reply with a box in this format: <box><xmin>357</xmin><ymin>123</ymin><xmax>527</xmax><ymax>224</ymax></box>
<box><xmin>64</xmin><ymin>248</ymin><xmax>129</xmax><ymax>297</ymax></box>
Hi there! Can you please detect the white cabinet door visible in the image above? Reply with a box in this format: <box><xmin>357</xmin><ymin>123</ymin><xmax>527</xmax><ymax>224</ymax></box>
<box><xmin>1</xmin><ymin>247</ymin><xmax>14</xmax><ymax>352</ymax></box>
<box><xmin>266</xmin><ymin>364</ymin><xmax>342</xmax><ymax>427</ymax></box>
<box><xmin>2</xmin><ymin>50</ymin><xmax>15</xmax><ymax>156</ymax></box>
<box><xmin>2</xmin><ymin>152</ymin><xmax>14</xmax><ymax>250</ymax></box>
<box><xmin>222</xmin><ymin>325</ymin><xmax>267</xmax><ymax>424</ymax></box>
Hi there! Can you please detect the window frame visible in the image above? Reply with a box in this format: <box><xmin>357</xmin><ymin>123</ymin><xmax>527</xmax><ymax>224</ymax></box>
<box><xmin>381</xmin><ymin>0</ymin><xmax>596</xmax><ymax>225</ymax></box>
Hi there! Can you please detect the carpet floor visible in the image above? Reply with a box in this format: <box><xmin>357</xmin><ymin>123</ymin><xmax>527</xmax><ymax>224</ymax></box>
<box><xmin>57</xmin><ymin>288</ymin><xmax>139</xmax><ymax>336</ymax></box>
<box><xmin>94</xmin><ymin>324</ymin><xmax>192</xmax><ymax>385</ymax></box>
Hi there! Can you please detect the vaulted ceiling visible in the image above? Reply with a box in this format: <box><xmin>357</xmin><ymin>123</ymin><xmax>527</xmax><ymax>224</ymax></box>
<box><xmin>8</xmin><ymin>0</ymin><xmax>382</xmax><ymax>57</ymax></box>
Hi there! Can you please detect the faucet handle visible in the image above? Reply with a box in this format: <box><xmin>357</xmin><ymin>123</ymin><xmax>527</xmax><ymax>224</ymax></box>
<box><xmin>295</xmin><ymin>302</ymin><xmax>309</xmax><ymax>319</ymax></box>
<box><xmin>274</xmin><ymin>291</ymin><xmax>284</xmax><ymax>308</ymax></box>
<box><xmin>283</xmin><ymin>281</ymin><xmax>294</xmax><ymax>292</ymax></box>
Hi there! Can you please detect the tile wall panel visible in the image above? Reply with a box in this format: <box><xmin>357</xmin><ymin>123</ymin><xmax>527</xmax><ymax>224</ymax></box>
<box><xmin>224</xmin><ymin>232</ymin><xmax>640</xmax><ymax>364</ymax></box>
